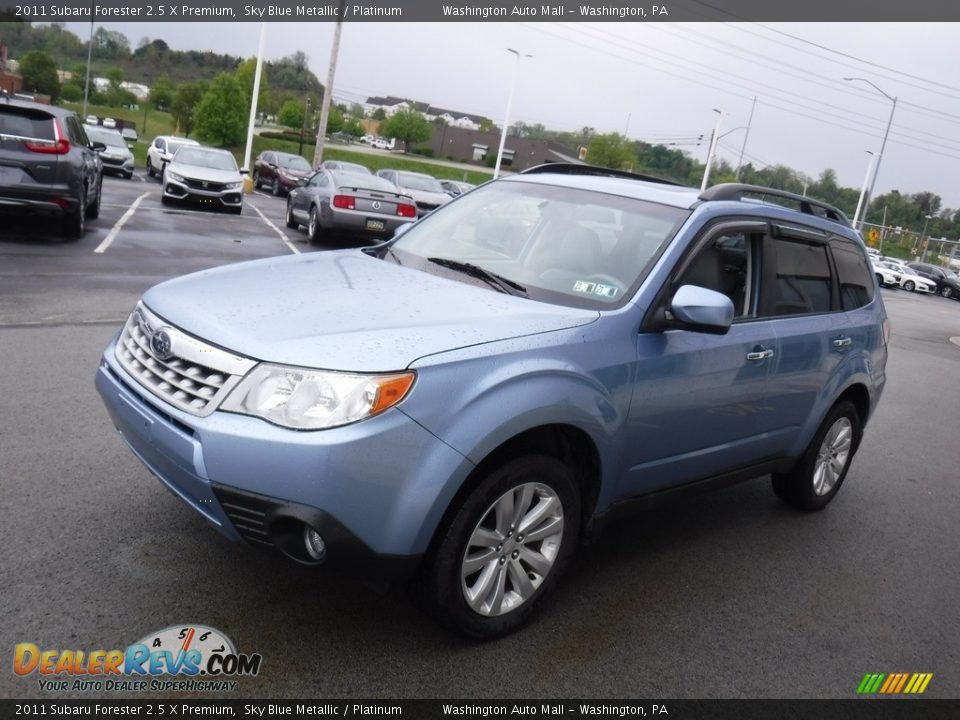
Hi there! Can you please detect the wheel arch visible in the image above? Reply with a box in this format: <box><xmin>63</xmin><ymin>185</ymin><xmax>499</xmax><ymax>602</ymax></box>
<box><xmin>422</xmin><ymin>423</ymin><xmax>603</xmax><ymax>563</ymax></box>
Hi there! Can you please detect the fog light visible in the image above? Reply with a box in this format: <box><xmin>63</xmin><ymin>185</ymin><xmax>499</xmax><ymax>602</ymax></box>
<box><xmin>304</xmin><ymin>526</ymin><xmax>326</xmax><ymax>560</ymax></box>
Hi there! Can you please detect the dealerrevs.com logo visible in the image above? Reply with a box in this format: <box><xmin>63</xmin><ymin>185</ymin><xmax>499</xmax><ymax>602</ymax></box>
<box><xmin>13</xmin><ymin>625</ymin><xmax>262</xmax><ymax>693</ymax></box>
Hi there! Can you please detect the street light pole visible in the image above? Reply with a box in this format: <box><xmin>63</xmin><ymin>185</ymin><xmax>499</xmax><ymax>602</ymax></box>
<box><xmin>920</xmin><ymin>214</ymin><xmax>933</xmax><ymax>262</ymax></box>
<box><xmin>298</xmin><ymin>97</ymin><xmax>312</xmax><ymax>158</ymax></box>
<box><xmin>141</xmin><ymin>73</ymin><xmax>149</xmax><ymax>137</ymax></box>
<box><xmin>852</xmin><ymin>150</ymin><xmax>875</xmax><ymax>230</ymax></box>
<box><xmin>735</xmin><ymin>96</ymin><xmax>756</xmax><ymax>181</ymax></box>
<box><xmin>700</xmin><ymin>109</ymin><xmax>724</xmax><ymax>192</ymax></box>
<box><xmin>81</xmin><ymin>7</ymin><xmax>94</xmax><ymax>120</ymax></box>
<box><xmin>844</xmin><ymin>78</ymin><xmax>898</xmax><ymax>228</ymax></box>
<box><xmin>494</xmin><ymin>48</ymin><xmax>532</xmax><ymax>179</ymax></box>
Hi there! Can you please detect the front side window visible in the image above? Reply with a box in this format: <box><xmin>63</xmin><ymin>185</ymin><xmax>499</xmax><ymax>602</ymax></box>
<box><xmin>390</xmin><ymin>180</ymin><xmax>688</xmax><ymax>310</ymax></box>
<box><xmin>675</xmin><ymin>230</ymin><xmax>755</xmax><ymax>319</ymax></box>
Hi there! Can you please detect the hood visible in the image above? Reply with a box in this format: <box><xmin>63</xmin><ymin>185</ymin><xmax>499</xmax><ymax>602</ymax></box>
<box><xmin>167</xmin><ymin>162</ymin><xmax>241</xmax><ymax>183</ymax></box>
<box><xmin>142</xmin><ymin>251</ymin><xmax>598</xmax><ymax>372</ymax></box>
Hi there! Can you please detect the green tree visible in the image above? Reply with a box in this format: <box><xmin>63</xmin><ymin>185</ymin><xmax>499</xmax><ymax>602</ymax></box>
<box><xmin>150</xmin><ymin>75</ymin><xmax>174</xmax><ymax>110</ymax></box>
<box><xmin>586</xmin><ymin>133</ymin><xmax>634</xmax><ymax>170</ymax></box>
<box><xmin>193</xmin><ymin>73</ymin><xmax>246</xmax><ymax>146</ymax></box>
<box><xmin>371</xmin><ymin>107</ymin><xmax>387</xmax><ymax>121</ymax></box>
<box><xmin>92</xmin><ymin>27</ymin><xmax>131</xmax><ymax>60</ymax></box>
<box><xmin>380</xmin><ymin>108</ymin><xmax>431</xmax><ymax>149</ymax></box>
<box><xmin>60</xmin><ymin>83</ymin><xmax>83</xmax><ymax>102</ymax></box>
<box><xmin>234</xmin><ymin>58</ymin><xmax>269</xmax><ymax>112</ymax></box>
<box><xmin>171</xmin><ymin>81</ymin><xmax>208</xmax><ymax>137</ymax></box>
<box><xmin>343</xmin><ymin>118</ymin><xmax>365</xmax><ymax>138</ymax></box>
<box><xmin>277</xmin><ymin>99</ymin><xmax>305</xmax><ymax>129</ymax></box>
<box><xmin>18</xmin><ymin>50</ymin><xmax>61</xmax><ymax>100</ymax></box>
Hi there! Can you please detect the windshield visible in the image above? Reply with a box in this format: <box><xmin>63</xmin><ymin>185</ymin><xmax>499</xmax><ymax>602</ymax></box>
<box><xmin>334</xmin><ymin>161</ymin><xmax>370</xmax><ymax>174</ymax></box>
<box><xmin>333</xmin><ymin>172</ymin><xmax>397</xmax><ymax>193</ymax></box>
<box><xmin>280</xmin><ymin>155</ymin><xmax>312</xmax><ymax>171</ymax></box>
<box><xmin>398</xmin><ymin>173</ymin><xmax>445</xmax><ymax>193</ymax></box>
<box><xmin>87</xmin><ymin>127</ymin><xmax>126</xmax><ymax>148</ymax></box>
<box><xmin>174</xmin><ymin>148</ymin><xmax>238</xmax><ymax>171</ymax></box>
<box><xmin>390</xmin><ymin>180</ymin><xmax>688</xmax><ymax>309</ymax></box>
<box><xmin>168</xmin><ymin>140</ymin><xmax>196</xmax><ymax>156</ymax></box>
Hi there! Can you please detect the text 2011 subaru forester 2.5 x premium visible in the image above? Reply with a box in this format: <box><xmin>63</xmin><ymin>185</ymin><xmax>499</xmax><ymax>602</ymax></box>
<box><xmin>96</xmin><ymin>165</ymin><xmax>888</xmax><ymax>638</ymax></box>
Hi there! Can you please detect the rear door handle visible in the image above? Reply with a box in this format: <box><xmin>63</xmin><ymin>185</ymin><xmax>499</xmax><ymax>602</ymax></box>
<box><xmin>746</xmin><ymin>349</ymin><xmax>774</xmax><ymax>361</ymax></box>
<box><xmin>832</xmin><ymin>336</ymin><xmax>852</xmax><ymax>348</ymax></box>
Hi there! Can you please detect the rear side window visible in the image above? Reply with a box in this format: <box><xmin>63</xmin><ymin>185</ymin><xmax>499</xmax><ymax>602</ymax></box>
<box><xmin>0</xmin><ymin>107</ymin><xmax>54</xmax><ymax>140</ymax></box>
<box><xmin>765</xmin><ymin>239</ymin><xmax>832</xmax><ymax>317</ymax></box>
<box><xmin>830</xmin><ymin>238</ymin><xmax>875</xmax><ymax>309</ymax></box>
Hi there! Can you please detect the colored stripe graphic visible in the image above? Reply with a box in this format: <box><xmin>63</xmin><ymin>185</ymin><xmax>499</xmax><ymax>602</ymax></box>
<box><xmin>857</xmin><ymin>673</ymin><xmax>932</xmax><ymax>694</ymax></box>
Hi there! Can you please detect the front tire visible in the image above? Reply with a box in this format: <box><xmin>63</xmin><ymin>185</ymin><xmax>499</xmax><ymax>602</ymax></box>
<box><xmin>772</xmin><ymin>400</ymin><xmax>861</xmax><ymax>511</ymax></box>
<box><xmin>85</xmin><ymin>177</ymin><xmax>102</xmax><ymax>219</ymax></box>
<box><xmin>423</xmin><ymin>455</ymin><xmax>580</xmax><ymax>638</ymax></box>
<box><xmin>271</xmin><ymin>178</ymin><xmax>281</xmax><ymax>196</ymax></box>
<box><xmin>285</xmin><ymin>200</ymin><xmax>299</xmax><ymax>229</ymax></box>
<box><xmin>903</xmin><ymin>280</ymin><xmax>915</xmax><ymax>292</ymax></box>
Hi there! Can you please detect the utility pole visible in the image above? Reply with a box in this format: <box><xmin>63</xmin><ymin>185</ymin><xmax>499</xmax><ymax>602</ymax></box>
<box><xmin>298</xmin><ymin>97</ymin><xmax>312</xmax><ymax>157</ymax></box>
<box><xmin>313</xmin><ymin>0</ymin><xmax>347</xmax><ymax>168</ymax></box>
<box><xmin>241</xmin><ymin>22</ymin><xmax>267</xmax><ymax>177</ymax></box>
<box><xmin>735</xmin><ymin>96</ymin><xmax>755</xmax><ymax>181</ymax></box>
<box><xmin>700</xmin><ymin>109</ymin><xmax>724</xmax><ymax>192</ymax></box>
<box><xmin>81</xmin><ymin>8</ymin><xmax>94</xmax><ymax>120</ymax></box>
<box><xmin>879</xmin><ymin>205</ymin><xmax>887</xmax><ymax>255</ymax></box>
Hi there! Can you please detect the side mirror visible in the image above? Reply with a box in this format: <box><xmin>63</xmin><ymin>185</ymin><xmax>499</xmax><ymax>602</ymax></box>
<box><xmin>90</xmin><ymin>141</ymin><xmax>107</xmax><ymax>151</ymax></box>
<box><xmin>127</xmin><ymin>144</ymin><xmax>134</xmax><ymax>150</ymax></box>
<box><xmin>668</xmin><ymin>285</ymin><xmax>734</xmax><ymax>335</ymax></box>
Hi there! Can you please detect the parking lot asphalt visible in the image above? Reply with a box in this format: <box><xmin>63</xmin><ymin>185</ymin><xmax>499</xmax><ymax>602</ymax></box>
<box><xmin>2</xmin><ymin>177</ymin><xmax>960</xmax><ymax>699</ymax></box>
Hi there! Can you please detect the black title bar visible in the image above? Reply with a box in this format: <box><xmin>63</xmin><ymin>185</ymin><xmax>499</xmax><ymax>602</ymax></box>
<box><xmin>0</xmin><ymin>0</ymin><xmax>957</xmax><ymax>22</ymax></box>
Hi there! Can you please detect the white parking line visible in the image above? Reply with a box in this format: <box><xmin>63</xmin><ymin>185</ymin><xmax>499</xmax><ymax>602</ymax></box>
<box><xmin>93</xmin><ymin>191</ymin><xmax>151</xmax><ymax>254</ymax></box>
<box><xmin>249</xmin><ymin>202</ymin><xmax>300</xmax><ymax>255</ymax></box>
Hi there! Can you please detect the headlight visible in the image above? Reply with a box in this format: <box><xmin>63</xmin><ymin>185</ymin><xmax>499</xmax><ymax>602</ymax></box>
<box><xmin>221</xmin><ymin>364</ymin><xmax>415</xmax><ymax>430</ymax></box>
<box><xmin>226</xmin><ymin>181</ymin><xmax>243</xmax><ymax>190</ymax></box>
<box><xmin>167</xmin><ymin>171</ymin><xmax>185</xmax><ymax>183</ymax></box>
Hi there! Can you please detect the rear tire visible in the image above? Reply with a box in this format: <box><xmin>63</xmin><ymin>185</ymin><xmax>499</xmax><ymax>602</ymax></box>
<box><xmin>772</xmin><ymin>400</ymin><xmax>861</xmax><ymax>511</ymax></box>
<box><xmin>308</xmin><ymin>206</ymin><xmax>322</xmax><ymax>243</ymax></box>
<box><xmin>253</xmin><ymin>171</ymin><xmax>261</xmax><ymax>189</ymax></box>
<box><xmin>271</xmin><ymin>178</ymin><xmax>280</xmax><ymax>196</ymax></box>
<box><xmin>62</xmin><ymin>191</ymin><xmax>86</xmax><ymax>239</ymax></box>
<box><xmin>422</xmin><ymin>454</ymin><xmax>580</xmax><ymax>638</ymax></box>
<box><xmin>146</xmin><ymin>158</ymin><xmax>155</xmax><ymax>178</ymax></box>
<box><xmin>940</xmin><ymin>286</ymin><xmax>953</xmax><ymax>299</ymax></box>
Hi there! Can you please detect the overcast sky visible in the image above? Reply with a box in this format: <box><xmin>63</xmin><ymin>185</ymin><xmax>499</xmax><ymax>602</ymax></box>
<box><xmin>63</xmin><ymin>20</ymin><xmax>960</xmax><ymax>213</ymax></box>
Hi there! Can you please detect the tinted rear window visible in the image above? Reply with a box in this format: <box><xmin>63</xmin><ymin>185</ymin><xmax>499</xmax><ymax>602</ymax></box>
<box><xmin>831</xmin><ymin>238</ymin><xmax>875</xmax><ymax>310</ymax></box>
<box><xmin>0</xmin><ymin>107</ymin><xmax>54</xmax><ymax>140</ymax></box>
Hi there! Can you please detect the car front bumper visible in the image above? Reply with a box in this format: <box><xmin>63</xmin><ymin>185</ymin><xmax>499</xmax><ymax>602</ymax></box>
<box><xmin>95</xmin><ymin>336</ymin><xmax>471</xmax><ymax>579</ymax></box>
<box><xmin>163</xmin><ymin>178</ymin><xmax>243</xmax><ymax>208</ymax></box>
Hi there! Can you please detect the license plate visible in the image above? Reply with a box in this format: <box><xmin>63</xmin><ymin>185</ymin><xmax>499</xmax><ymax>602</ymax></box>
<box><xmin>0</xmin><ymin>166</ymin><xmax>18</xmax><ymax>183</ymax></box>
<box><xmin>365</xmin><ymin>219</ymin><xmax>386</xmax><ymax>231</ymax></box>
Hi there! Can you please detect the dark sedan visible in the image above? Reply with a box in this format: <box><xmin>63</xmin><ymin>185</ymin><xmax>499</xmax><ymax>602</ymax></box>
<box><xmin>907</xmin><ymin>262</ymin><xmax>960</xmax><ymax>300</ymax></box>
<box><xmin>0</xmin><ymin>97</ymin><xmax>104</xmax><ymax>238</ymax></box>
<box><xmin>253</xmin><ymin>151</ymin><xmax>313</xmax><ymax>196</ymax></box>
<box><xmin>285</xmin><ymin>168</ymin><xmax>417</xmax><ymax>243</ymax></box>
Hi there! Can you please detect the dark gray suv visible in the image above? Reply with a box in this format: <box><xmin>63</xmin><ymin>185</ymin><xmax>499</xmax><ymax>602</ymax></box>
<box><xmin>0</xmin><ymin>97</ymin><xmax>104</xmax><ymax>238</ymax></box>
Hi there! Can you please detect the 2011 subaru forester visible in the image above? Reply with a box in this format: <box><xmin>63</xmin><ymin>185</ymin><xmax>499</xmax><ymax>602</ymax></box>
<box><xmin>96</xmin><ymin>164</ymin><xmax>888</xmax><ymax>638</ymax></box>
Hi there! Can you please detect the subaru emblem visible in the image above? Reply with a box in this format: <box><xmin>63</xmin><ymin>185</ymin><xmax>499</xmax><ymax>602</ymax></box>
<box><xmin>150</xmin><ymin>328</ymin><xmax>175</xmax><ymax>361</ymax></box>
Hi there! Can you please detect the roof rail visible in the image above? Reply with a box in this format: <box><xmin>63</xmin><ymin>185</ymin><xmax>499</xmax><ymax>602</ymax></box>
<box><xmin>699</xmin><ymin>183</ymin><xmax>851</xmax><ymax>226</ymax></box>
<box><xmin>519</xmin><ymin>162</ymin><xmax>684</xmax><ymax>186</ymax></box>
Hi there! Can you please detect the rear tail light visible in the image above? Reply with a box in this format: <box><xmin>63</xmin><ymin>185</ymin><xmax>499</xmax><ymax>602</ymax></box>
<box><xmin>332</xmin><ymin>194</ymin><xmax>355</xmax><ymax>210</ymax></box>
<box><xmin>23</xmin><ymin>118</ymin><xmax>70</xmax><ymax>155</ymax></box>
<box><xmin>397</xmin><ymin>203</ymin><xmax>416</xmax><ymax>218</ymax></box>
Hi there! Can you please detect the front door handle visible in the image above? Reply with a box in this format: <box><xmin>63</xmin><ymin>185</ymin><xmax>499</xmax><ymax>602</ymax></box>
<box><xmin>746</xmin><ymin>348</ymin><xmax>774</xmax><ymax>361</ymax></box>
<box><xmin>832</xmin><ymin>336</ymin><xmax>852</xmax><ymax>348</ymax></box>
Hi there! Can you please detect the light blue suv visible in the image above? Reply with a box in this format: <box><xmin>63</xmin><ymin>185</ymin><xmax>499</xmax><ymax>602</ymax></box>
<box><xmin>96</xmin><ymin>165</ymin><xmax>888</xmax><ymax>637</ymax></box>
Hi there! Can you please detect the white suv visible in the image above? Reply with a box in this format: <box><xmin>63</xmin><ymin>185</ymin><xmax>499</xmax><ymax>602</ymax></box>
<box><xmin>146</xmin><ymin>135</ymin><xmax>200</xmax><ymax>180</ymax></box>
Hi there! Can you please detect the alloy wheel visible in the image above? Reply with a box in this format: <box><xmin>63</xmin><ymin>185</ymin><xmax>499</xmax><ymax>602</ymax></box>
<box><xmin>460</xmin><ymin>482</ymin><xmax>564</xmax><ymax>617</ymax></box>
<box><xmin>813</xmin><ymin>417</ymin><xmax>853</xmax><ymax>496</ymax></box>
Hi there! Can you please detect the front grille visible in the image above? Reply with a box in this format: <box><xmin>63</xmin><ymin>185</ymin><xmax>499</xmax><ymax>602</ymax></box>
<box><xmin>184</xmin><ymin>178</ymin><xmax>227</xmax><ymax>192</ymax></box>
<box><xmin>101</xmin><ymin>156</ymin><xmax>125</xmax><ymax>167</ymax></box>
<box><xmin>114</xmin><ymin>304</ymin><xmax>256</xmax><ymax>417</ymax></box>
<box><xmin>211</xmin><ymin>485</ymin><xmax>281</xmax><ymax>548</ymax></box>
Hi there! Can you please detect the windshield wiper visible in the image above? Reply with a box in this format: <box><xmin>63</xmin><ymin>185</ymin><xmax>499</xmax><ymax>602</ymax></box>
<box><xmin>427</xmin><ymin>257</ymin><xmax>527</xmax><ymax>297</ymax></box>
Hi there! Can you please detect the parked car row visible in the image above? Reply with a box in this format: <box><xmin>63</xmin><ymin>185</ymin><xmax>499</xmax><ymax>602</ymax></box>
<box><xmin>869</xmin><ymin>253</ymin><xmax>960</xmax><ymax>299</ymax></box>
